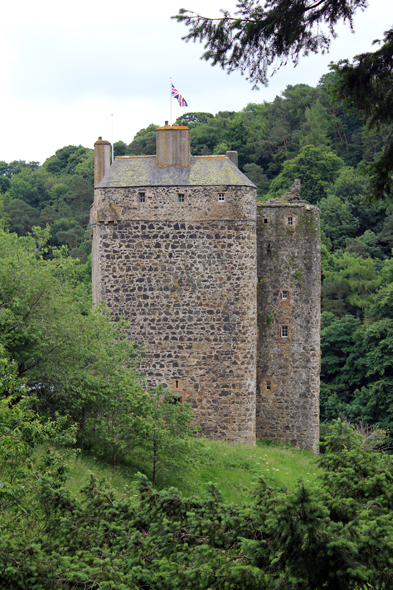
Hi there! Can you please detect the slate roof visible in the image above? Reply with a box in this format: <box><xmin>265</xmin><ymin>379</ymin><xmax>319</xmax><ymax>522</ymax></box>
<box><xmin>97</xmin><ymin>155</ymin><xmax>255</xmax><ymax>188</ymax></box>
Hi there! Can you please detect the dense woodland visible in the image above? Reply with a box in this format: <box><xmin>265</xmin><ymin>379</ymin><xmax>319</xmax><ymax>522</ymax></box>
<box><xmin>2</xmin><ymin>73</ymin><xmax>393</xmax><ymax>587</ymax></box>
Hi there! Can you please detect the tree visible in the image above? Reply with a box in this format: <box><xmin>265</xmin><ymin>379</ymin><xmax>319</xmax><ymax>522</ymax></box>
<box><xmin>4</xmin><ymin>198</ymin><xmax>39</xmax><ymax>235</ymax></box>
<box><xmin>300</xmin><ymin>98</ymin><xmax>331</xmax><ymax>150</ymax></box>
<box><xmin>134</xmin><ymin>387</ymin><xmax>197</xmax><ymax>485</ymax></box>
<box><xmin>330</xmin><ymin>27</ymin><xmax>393</xmax><ymax>199</ymax></box>
<box><xmin>322</xmin><ymin>251</ymin><xmax>381</xmax><ymax>317</ymax></box>
<box><xmin>0</xmin><ymin>228</ymin><xmax>140</xmax><ymax>432</ymax></box>
<box><xmin>267</xmin><ymin>145</ymin><xmax>344</xmax><ymax>203</ymax></box>
<box><xmin>175</xmin><ymin>3</ymin><xmax>393</xmax><ymax>199</ymax></box>
<box><xmin>319</xmin><ymin>193</ymin><xmax>359</xmax><ymax>250</ymax></box>
<box><xmin>174</xmin><ymin>0</ymin><xmax>367</xmax><ymax>87</ymax></box>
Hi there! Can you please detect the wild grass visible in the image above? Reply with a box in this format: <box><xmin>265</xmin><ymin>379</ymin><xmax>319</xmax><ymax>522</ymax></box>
<box><xmin>66</xmin><ymin>437</ymin><xmax>318</xmax><ymax>504</ymax></box>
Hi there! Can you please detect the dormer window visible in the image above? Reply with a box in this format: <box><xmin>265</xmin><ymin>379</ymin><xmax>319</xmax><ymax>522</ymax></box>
<box><xmin>139</xmin><ymin>192</ymin><xmax>145</xmax><ymax>203</ymax></box>
<box><xmin>218</xmin><ymin>193</ymin><xmax>225</xmax><ymax>202</ymax></box>
<box><xmin>178</xmin><ymin>194</ymin><xmax>185</xmax><ymax>203</ymax></box>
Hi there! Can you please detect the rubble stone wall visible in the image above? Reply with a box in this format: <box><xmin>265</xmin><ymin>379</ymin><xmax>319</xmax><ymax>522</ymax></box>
<box><xmin>256</xmin><ymin>200</ymin><xmax>320</xmax><ymax>452</ymax></box>
<box><xmin>92</xmin><ymin>185</ymin><xmax>257</xmax><ymax>444</ymax></box>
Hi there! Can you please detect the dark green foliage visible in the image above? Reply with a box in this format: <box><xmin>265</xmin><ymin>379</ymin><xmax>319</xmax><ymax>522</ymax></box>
<box><xmin>174</xmin><ymin>0</ymin><xmax>367</xmax><ymax>87</ymax></box>
<box><xmin>330</xmin><ymin>27</ymin><xmax>393</xmax><ymax>200</ymax></box>
<box><xmin>127</xmin><ymin>123</ymin><xmax>159</xmax><ymax>155</ymax></box>
<box><xmin>2</xmin><ymin>418</ymin><xmax>393</xmax><ymax>589</ymax></box>
<box><xmin>0</xmin><ymin>145</ymin><xmax>93</xmax><ymax>260</ymax></box>
<box><xmin>267</xmin><ymin>145</ymin><xmax>344</xmax><ymax>204</ymax></box>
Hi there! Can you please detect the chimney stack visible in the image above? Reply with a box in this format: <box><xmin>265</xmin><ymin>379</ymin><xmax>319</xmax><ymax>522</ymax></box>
<box><xmin>156</xmin><ymin>124</ymin><xmax>190</xmax><ymax>167</ymax></box>
<box><xmin>226</xmin><ymin>151</ymin><xmax>238</xmax><ymax>167</ymax></box>
<box><xmin>94</xmin><ymin>137</ymin><xmax>111</xmax><ymax>186</ymax></box>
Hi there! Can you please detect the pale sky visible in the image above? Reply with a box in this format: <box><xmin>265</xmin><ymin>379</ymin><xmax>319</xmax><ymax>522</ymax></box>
<box><xmin>1</xmin><ymin>0</ymin><xmax>392</xmax><ymax>164</ymax></box>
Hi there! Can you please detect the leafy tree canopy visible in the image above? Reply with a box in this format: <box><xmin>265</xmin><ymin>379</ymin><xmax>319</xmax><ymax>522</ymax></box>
<box><xmin>267</xmin><ymin>144</ymin><xmax>344</xmax><ymax>203</ymax></box>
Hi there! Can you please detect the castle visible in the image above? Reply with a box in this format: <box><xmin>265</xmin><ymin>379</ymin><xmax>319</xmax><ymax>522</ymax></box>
<box><xmin>91</xmin><ymin>125</ymin><xmax>320</xmax><ymax>453</ymax></box>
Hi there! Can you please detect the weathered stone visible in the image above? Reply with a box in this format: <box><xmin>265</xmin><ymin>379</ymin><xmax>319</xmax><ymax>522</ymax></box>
<box><xmin>91</xmin><ymin>128</ymin><xmax>320</xmax><ymax>452</ymax></box>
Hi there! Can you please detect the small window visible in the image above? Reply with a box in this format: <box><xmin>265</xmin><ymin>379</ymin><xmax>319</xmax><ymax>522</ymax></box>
<box><xmin>263</xmin><ymin>218</ymin><xmax>268</xmax><ymax>224</ymax></box>
<box><xmin>172</xmin><ymin>378</ymin><xmax>182</xmax><ymax>390</ymax></box>
<box><xmin>178</xmin><ymin>194</ymin><xmax>185</xmax><ymax>203</ymax></box>
<box><xmin>258</xmin><ymin>277</ymin><xmax>263</xmax><ymax>284</ymax></box>
<box><xmin>266</xmin><ymin>381</ymin><xmax>271</xmax><ymax>390</ymax></box>
<box><xmin>282</xmin><ymin>290</ymin><xmax>288</xmax><ymax>300</ymax></box>
<box><xmin>218</xmin><ymin>193</ymin><xmax>225</xmax><ymax>202</ymax></box>
<box><xmin>281</xmin><ymin>326</ymin><xmax>288</xmax><ymax>338</ymax></box>
<box><xmin>287</xmin><ymin>217</ymin><xmax>293</xmax><ymax>226</ymax></box>
<box><xmin>139</xmin><ymin>192</ymin><xmax>145</xmax><ymax>203</ymax></box>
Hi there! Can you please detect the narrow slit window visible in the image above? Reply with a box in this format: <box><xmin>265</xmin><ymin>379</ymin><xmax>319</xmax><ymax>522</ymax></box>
<box><xmin>281</xmin><ymin>326</ymin><xmax>289</xmax><ymax>338</ymax></box>
<box><xmin>178</xmin><ymin>194</ymin><xmax>185</xmax><ymax>203</ymax></box>
<box><xmin>282</xmin><ymin>290</ymin><xmax>288</xmax><ymax>300</ymax></box>
<box><xmin>266</xmin><ymin>381</ymin><xmax>271</xmax><ymax>390</ymax></box>
<box><xmin>287</xmin><ymin>217</ymin><xmax>293</xmax><ymax>226</ymax></box>
<box><xmin>175</xmin><ymin>380</ymin><xmax>179</xmax><ymax>389</ymax></box>
<box><xmin>139</xmin><ymin>192</ymin><xmax>145</xmax><ymax>203</ymax></box>
<box><xmin>218</xmin><ymin>193</ymin><xmax>225</xmax><ymax>202</ymax></box>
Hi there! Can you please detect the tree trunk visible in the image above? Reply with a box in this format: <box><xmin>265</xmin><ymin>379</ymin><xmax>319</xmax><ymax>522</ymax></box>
<box><xmin>153</xmin><ymin>440</ymin><xmax>157</xmax><ymax>485</ymax></box>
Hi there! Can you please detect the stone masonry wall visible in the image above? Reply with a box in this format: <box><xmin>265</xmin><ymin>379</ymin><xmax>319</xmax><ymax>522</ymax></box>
<box><xmin>256</xmin><ymin>199</ymin><xmax>320</xmax><ymax>452</ymax></box>
<box><xmin>92</xmin><ymin>185</ymin><xmax>257</xmax><ymax>444</ymax></box>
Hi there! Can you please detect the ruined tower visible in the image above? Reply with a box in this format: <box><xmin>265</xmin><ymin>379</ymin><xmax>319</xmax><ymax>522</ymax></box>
<box><xmin>257</xmin><ymin>181</ymin><xmax>320</xmax><ymax>454</ymax></box>
<box><xmin>91</xmin><ymin>126</ymin><xmax>320</xmax><ymax>451</ymax></box>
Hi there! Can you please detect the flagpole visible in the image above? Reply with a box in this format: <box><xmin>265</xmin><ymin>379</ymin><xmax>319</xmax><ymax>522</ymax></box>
<box><xmin>111</xmin><ymin>114</ymin><xmax>114</xmax><ymax>163</ymax></box>
<box><xmin>170</xmin><ymin>77</ymin><xmax>172</xmax><ymax>126</ymax></box>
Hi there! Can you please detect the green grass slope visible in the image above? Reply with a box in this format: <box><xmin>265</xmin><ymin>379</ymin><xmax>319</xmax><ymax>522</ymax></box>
<box><xmin>66</xmin><ymin>438</ymin><xmax>318</xmax><ymax>503</ymax></box>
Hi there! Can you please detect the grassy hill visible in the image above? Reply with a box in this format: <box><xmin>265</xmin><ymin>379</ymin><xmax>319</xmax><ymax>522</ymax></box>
<box><xmin>66</xmin><ymin>438</ymin><xmax>318</xmax><ymax>503</ymax></box>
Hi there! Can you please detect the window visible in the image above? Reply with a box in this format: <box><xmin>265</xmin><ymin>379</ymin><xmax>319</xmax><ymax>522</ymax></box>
<box><xmin>287</xmin><ymin>217</ymin><xmax>293</xmax><ymax>226</ymax></box>
<box><xmin>281</xmin><ymin>326</ymin><xmax>288</xmax><ymax>338</ymax></box>
<box><xmin>258</xmin><ymin>277</ymin><xmax>263</xmax><ymax>284</ymax></box>
<box><xmin>266</xmin><ymin>381</ymin><xmax>271</xmax><ymax>390</ymax></box>
<box><xmin>218</xmin><ymin>193</ymin><xmax>225</xmax><ymax>202</ymax></box>
<box><xmin>281</xmin><ymin>290</ymin><xmax>288</xmax><ymax>300</ymax></box>
<box><xmin>178</xmin><ymin>194</ymin><xmax>185</xmax><ymax>203</ymax></box>
<box><xmin>139</xmin><ymin>192</ymin><xmax>145</xmax><ymax>203</ymax></box>
<box><xmin>172</xmin><ymin>378</ymin><xmax>182</xmax><ymax>390</ymax></box>
<box><xmin>263</xmin><ymin>218</ymin><xmax>268</xmax><ymax>224</ymax></box>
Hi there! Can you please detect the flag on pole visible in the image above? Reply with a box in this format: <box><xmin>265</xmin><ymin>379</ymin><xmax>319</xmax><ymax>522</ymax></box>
<box><xmin>171</xmin><ymin>83</ymin><xmax>188</xmax><ymax>107</ymax></box>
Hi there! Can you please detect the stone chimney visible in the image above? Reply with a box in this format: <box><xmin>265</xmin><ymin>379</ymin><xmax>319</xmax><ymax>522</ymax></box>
<box><xmin>226</xmin><ymin>150</ymin><xmax>238</xmax><ymax>167</ymax></box>
<box><xmin>94</xmin><ymin>137</ymin><xmax>111</xmax><ymax>187</ymax></box>
<box><xmin>156</xmin><ymin>124</ymin><xmax>190</xmax><ymax>167</ymax></box>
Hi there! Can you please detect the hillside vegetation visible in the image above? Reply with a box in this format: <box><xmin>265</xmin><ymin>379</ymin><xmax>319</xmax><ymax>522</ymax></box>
<box><xmin>2</xmin><ymin>69</ymin><xmax>393</xmax><ymax>587</ymax></box>
<box><xmin>67</xmin><ymin>440</ymin><xmax>318</xmax><ymax>503</ymax></box>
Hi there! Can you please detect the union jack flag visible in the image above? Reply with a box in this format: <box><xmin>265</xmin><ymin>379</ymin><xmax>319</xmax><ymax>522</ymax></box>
<box><xmin>171</xmin><ymin>83</ymin><xmax>188</xmax><ymax>107</ymax></box>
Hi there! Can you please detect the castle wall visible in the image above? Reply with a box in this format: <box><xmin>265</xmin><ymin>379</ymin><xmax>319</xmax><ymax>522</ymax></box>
<box><xmin>92</xmin><ymin>184</ymin><xmax>257</xmax><ymax>444</ymax></box>
<box><xmin>256</xmin><ymin>201</ymin><xmax>320</xmax><ymax>452</ymax></box>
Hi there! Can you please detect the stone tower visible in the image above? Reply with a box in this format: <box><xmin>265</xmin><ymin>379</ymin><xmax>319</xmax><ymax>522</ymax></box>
<box><xmin>91</xmin><ymin>125</ymin><xmax>320</xmax><ymax>451</ymax></box>
<box><xmin>256</xmin><ymin>181</ymin><xmax>320</xmax><ymax>454</ymax></box>
<box><xmin>91</xmin><ymin>124</ymin><xmax>257</xmax><ymax>444</ymax></box>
